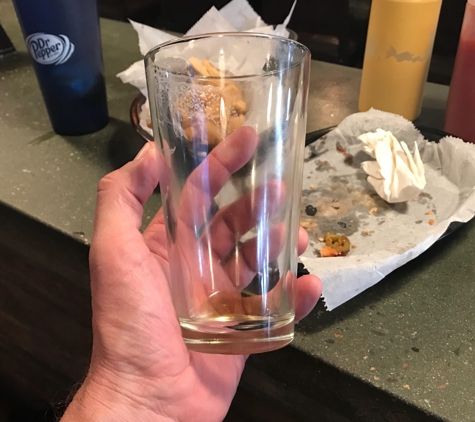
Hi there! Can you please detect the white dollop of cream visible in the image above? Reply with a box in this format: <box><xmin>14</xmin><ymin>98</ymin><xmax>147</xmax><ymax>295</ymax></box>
<box><xmin>358</xmin><ymin>128</ymin><xmax>426</xmax><ymax>203</ymax></box>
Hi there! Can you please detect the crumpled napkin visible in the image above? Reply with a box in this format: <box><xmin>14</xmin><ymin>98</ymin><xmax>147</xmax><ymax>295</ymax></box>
<box><xmin>301</xmin><ymin>108</ymin><xmax>475</xmax><ymax>311</ymax></box>
<box><xmin>359</xmin><ymin>129</ymin><xmax>426</xmax><ymax>203</ymax></box>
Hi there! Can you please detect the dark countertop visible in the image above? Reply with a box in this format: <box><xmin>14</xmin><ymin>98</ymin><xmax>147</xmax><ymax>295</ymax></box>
<box><xmin>0</xmin><ymin>0</ymin><xmax>161</xmax><ymax>245</ymax></box>
<box><xmin>1</xmin><ymin>1</ymin><xmax>473</xmax><ymax>420</ymax></box>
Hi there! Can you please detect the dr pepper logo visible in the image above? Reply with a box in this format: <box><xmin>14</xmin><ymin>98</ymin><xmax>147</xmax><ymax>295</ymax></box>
<box><xmin>26</xmin><ymin>33</ymin><xmax>74</xmax><ymax>65</ymax></box>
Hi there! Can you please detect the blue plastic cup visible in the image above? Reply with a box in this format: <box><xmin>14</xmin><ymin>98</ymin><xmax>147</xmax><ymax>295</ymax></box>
<box><xmin>12</xmin><ymin>0</ymin><xmax>109</xmax><ymax>135</ymax></box>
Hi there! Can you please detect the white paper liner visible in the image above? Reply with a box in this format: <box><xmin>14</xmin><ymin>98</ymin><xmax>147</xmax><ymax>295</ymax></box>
<box><xmin>300</xmin><ymin>109</ymin><xmax>475</xmax><ymax>310</ymax></box>
<box><xmin>117</xmin><ymin>0</ymin><xmax>297</xmax><ymax>136</ymax></box>
<box><xmin>185</xmin><ymin>7</ymin><xmax>237</xmax><ymax>36</ymax></box>
<box><xmin>219</xmin><ymin>0</ymin><xmax>267</xmax><ymax>31</ymax></box>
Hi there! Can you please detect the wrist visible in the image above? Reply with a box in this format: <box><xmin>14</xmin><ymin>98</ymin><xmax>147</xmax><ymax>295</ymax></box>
<box><xmin>61</xmin><ymin>370</ymin><xmax>174</xmax><ymax>422</ymax></box>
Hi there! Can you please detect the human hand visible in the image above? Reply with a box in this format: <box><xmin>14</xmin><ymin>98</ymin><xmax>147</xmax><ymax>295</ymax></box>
<box><xmin>162</xmin><ymin>127</ymin><xmax>313</xmax><ymax>330</ymax></box>
<box><xmin>61</xmin><ymin>128</ymin><xmax>322</xmax><ymax>422</ymax></box>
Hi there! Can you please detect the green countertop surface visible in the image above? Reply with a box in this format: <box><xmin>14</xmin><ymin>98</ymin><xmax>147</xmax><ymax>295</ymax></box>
<box><xmin>1</xmin><ymin>0</ymin><xmax>474</xmax><ymax>420</ymax></box>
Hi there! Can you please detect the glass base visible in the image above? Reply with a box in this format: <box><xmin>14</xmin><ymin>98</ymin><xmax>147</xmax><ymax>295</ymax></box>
<box><xmin>181</xmin><ymin>314</ymin><xmax>294</xmax><ymax>354</ymax></box>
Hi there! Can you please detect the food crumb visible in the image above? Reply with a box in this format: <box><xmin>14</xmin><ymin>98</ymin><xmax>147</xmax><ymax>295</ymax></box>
<box><xmin>368</xmin><ymin>207</ymin><xmax>377</xmax><ymax>215</ymax></box>
<box><xmin>374</xmin><ymin>376</ymin><xmax>380</xmax><ymax>381</ymax></box>
<box><xmin>425</xmin><ymin>210</ymin><xmax>434</xmax><ymax>215</ymax></box>
<box><xmin>363</xmin><ymin>356</ymin><xmax>368</xmax><ymax>360</ymax></box>
<box><xmin>301</xmin><ymin>220</ymin><xmax>317</xmax><ymax>229</ymax></box>
<box><xmin>363</xmin><ymin>230</ymin><xmax>372</xmax><ymax>236</ymax></box>
<box><xmin>439</xmin><ymin>384</ymin><xmax>447</xmax><ymax>389</ymax></box>
<box><xmin>334</xmin><ymin>333</ymin><xmax>343</xmax><ymax>338</ymax></box>
<box><xmin>403</xmin><ymin>384</ymin><xmax>410</xmax><ymax>389</ymax></box>
<box><xmin>322</xmin><ymin>232</ymin><xmax>351</xmax><ymax>256</ymax></box>
<box><xmin>370</xmin><ymin>367</ymin><xmax>376</xmax><ymax>371</ymax></box>
<box><xmin>320</xmin><ymin>245</ymin><xmax>341</xmax><ymax>257</ymax></box>
<box><xmin>309</xmin><ymin>184</ymin><xmax>316</xmax><ymax>189</ymax></box>
<box><xmin>402</xmin><ymin>362</ymin><xmax>409</xmax><ymax>369</ymax></box>
<box><xmin>305</xmin><ymin>205</ymin><xmax>318</xmax><ymax>216</ymax></box>
<box><xmin>428</xmin><ymin>219</ymin><xmax>435</xmax><ymax>225</ymax></box>
<box><xmin>351</xmin><ymin>244</ymin><xmax>357</xmax><ymax>249</ymax></box>
<box><xmin>318</xmin><ymin>237</ymin><xmax>324</xmax><ymax>242</ymax></box>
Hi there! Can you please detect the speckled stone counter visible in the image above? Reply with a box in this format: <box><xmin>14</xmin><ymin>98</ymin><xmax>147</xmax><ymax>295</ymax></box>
<box><xmin>0</xmin><ymin>0</ymin><xmax>161</xmax><ymax>245</ymax></box>
<box><xmin>1</xmin><ymin>0</ymin><xmax>473</xmax><ymax>420</ymax></box>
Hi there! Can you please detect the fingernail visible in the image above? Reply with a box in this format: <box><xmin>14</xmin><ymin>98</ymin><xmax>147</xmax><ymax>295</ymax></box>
<box><xmin>134</xmin><ymin>141</ymin><xmax>152</xmax><ymax>161</ymax></box>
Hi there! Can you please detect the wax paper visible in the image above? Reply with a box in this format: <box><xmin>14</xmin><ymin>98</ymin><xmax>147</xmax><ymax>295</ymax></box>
<box><xmin>118</xmin><ymin>2</ymin><xmax>295</xmax><ymax>95</ymax></box>
<box><xmin>300</xmin><ymin>109</ymin><xmax>475</xmax><ymax>310</ymax></box>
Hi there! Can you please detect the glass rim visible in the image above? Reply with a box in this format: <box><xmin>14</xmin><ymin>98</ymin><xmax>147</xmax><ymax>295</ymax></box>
<box><xmin>144</xmin><ymin>31</ymin><xmax>311</xmax><ymax>80</ymax></box>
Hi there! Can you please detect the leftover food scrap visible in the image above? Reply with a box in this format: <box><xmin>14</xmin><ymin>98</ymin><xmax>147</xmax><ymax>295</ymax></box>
<box><xmin>305</xmin><ymin>205</ymin><xmax>318</xmax><ymax>216</ymax></box>
<box><xmin>320</xmin><ymin>232</ymin><xmax>351</xmax><ymax>257</ymax></box>
<box><xmin>368</xmin><ymin>207</ymin><xmax>377</xmax><ymax>215</ymax></box>
<box><xmin>175</xmin><ymin>57</ymin><xmax>247</xmax><ymax>147</ymax></box>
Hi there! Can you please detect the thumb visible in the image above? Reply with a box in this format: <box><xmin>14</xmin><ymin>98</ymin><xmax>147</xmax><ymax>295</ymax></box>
<box><xmin>90</xmin><ymin>141</ymin><xmax>158</xmax><ymax>272</ymax></box>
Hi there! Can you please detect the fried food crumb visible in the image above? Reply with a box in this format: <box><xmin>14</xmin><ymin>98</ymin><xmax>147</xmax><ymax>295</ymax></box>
<box><xmin>189</xmin><ymin>56</ymin><xmax>211</xmax><ymax>76</ymax></box>
<box><xmin>309</xmin><ymin>184</ymin><xmax>316</xmax><ymax>189</ymax></box>
<box><xmin>368</xmin><ymin>207</ymin><xmax>377</xmax><ymax>215</ymax></box>
<box><xmin>301</xmin><ymin>220</ymin><xmax>317</xmax><ymax>229</ymax></box>
<box><xmin>425</xmin><ymin>210</ymin><xmax>434</xmax><ymax>215</ymax></box>
<box><xmin>180</xmin><ymin>57</ymin><xmax>247</xmax><ymax>146</ymax></box>
<box><xmin>318</xmin><ymin>237</ymin><xmax>324</xmax><ymax>242</ymax></box>
<box><xmin>403</xmin><ymin>384</ymin><xmax>410</xmax><ymax>389</ymax></box>
<box><xmin>428</xmin><ymin>219</ymin><xmax>435</xmax><ymax>225</ymax></box>
<box><xmin>363</xmin><ymin>230</ymin><xmax>372</xmax><ymax>236</ymax></box>
<box><xmin>320</xmin><ymin>245</ymin><xmax>341</xmax><ymax>257</ymax></box>
<box><xmin>351</xmin><ymin>244</ymin><xmax>357</xmax><ymax>249</ymax></box>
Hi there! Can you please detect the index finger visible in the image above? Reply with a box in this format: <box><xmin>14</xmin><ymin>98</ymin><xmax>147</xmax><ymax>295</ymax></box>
<box><xmin>178</xmin><ymin>126</ymin><xmax>258</xmax><ymax>228</ymax></box>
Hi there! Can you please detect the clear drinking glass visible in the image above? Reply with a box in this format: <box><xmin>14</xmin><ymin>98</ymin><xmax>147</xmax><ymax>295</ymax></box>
<box><xmin>145</xmin><ymin>33</ymin><xmax>310</xmax><ymax>354</ymax></box>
